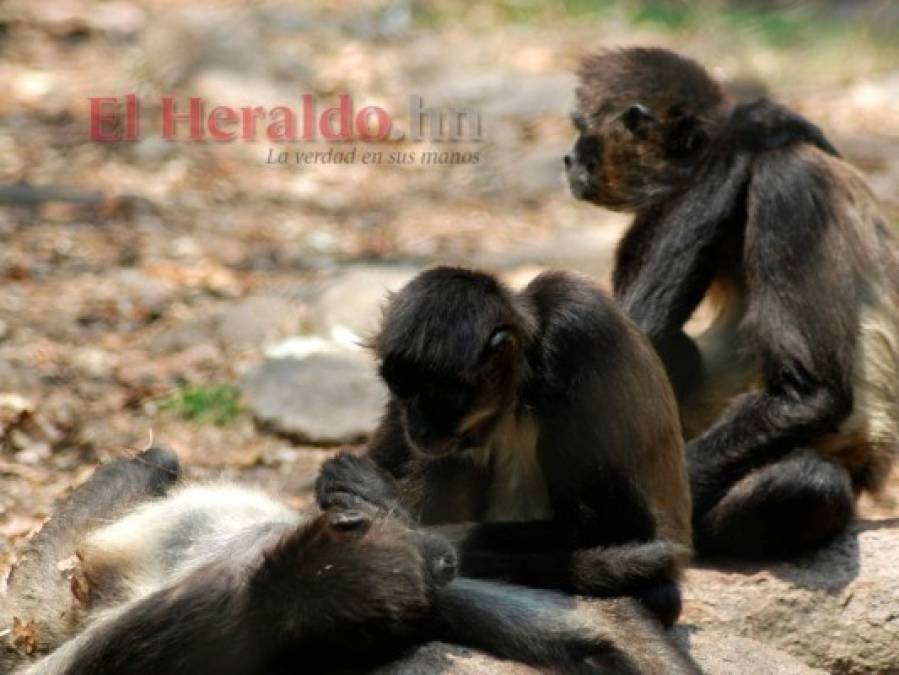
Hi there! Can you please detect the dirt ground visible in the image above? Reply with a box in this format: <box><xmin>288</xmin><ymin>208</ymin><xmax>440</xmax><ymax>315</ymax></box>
<box><xmin>1</xmin><ymin>0</ymin><xmax>898</xmax><ymax>578</ymax></box>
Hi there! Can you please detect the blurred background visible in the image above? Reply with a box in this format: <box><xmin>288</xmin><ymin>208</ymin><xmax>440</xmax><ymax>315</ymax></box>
<box><xmin>0</xmin><ymin>0</ymin><xmax>897</xmax><ymax>572</ymax></box>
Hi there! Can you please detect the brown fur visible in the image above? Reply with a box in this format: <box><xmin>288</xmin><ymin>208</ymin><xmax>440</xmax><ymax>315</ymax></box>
<box><xmin>573</xmin><ymin>48</ymin><xmax>731</xmax><ymax>210</ymax></box>
<box><xmin>568</xmin><ymin>47</ymin><xmax>898</xmax><ymax>560</ymax></box>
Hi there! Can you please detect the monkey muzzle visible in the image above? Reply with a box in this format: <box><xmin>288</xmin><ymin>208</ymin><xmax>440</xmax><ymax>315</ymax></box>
<box><xmin>564</xmin><ymin>134</ymin><xmax>602</xmax><ymax>201</ymax></box>
<box><xmin>564</xmin><ymin>154</ymin><xmax>600</xmax><ymax>201</ymax></box>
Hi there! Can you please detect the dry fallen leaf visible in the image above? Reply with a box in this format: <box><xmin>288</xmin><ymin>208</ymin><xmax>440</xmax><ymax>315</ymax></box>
<box><xmin>56</xmin><ymin>555</ymin><xmax>78</xmax><ymax>574</ymax></box>
<box><xmin>0</xmin><ymin>515</ymin><xmax>43</xmax><ymax>540</ymax></box>
<box><xmin>11</xmin><ymin>617</ymin><xmax>37</xmax><ymax>655</ymax></box>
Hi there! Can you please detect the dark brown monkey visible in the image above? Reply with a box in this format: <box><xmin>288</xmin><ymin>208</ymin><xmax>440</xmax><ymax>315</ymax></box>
<box><xmin>4</xmin><ymin>448</ymin><xmax>698</xmax><ymax>674</ymax></box>
<box><xmin>2</xmin><ymin>448</ymin><xmax>457</xmax><ymax>675</ymax></box>
<box><xmin>565</xmin><ymin>46</ymin><xmax>899</xmax><ymax>559</ymax></box>
<box><xmin>316</xmin><ymin>266</ymin><xmax>693</xmax><ymax>628</ymax></box>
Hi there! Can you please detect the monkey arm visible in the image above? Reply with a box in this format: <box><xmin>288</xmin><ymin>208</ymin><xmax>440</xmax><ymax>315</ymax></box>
<box><xmin>17</xmin><ymin>571</ymin><xmax>256</xmax><ymax>675</ymax></box>
<box><xmin>614</xmin><ymin>148</ymin><xmax>752</xmax><ymax>339</ymax></box>
<box><xmin>430</xmin><ymin>521</ymin><xmax>685</xmax><ymax>627</ymax></box>
<box><xmin>431</xmin><ymin>578</ymin><xmax>700</xmax><ymax>674</ymax></box>
<box><xmin>687</xmin><ymin>147</ymin><xmax>857</xmax><ymax>514</ymax></box>
<box><xmin>615</xmin><ymin>101</ymin><xmax>839</xmax><ymax>399</ymax></box>
<box><xmin>687</xmin><ymin>386</ymin><xmax>852</xmax><ymax>514</ymax></box>
<box><xmin>615</xmin><ymin>99</ymin><xmax>840</xmax><ymax>330</ymax></box>
<box><xmin>614</xmin><ymin>150</ymin><xmax>752</xmax><ymax>399</ymax></box>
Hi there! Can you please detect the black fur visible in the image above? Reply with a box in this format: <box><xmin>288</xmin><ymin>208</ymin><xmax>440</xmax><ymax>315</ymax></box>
<box><xmin>570</xmin><ymin>48</ymin><xmax>877</xmax><ymax>561</ymax></box>
<box><xmin>617</xmin><ymin>137</ymin><xmax>858</xmax><ymax>560</ymax></box>
<box><xmin>318</xmin><ymin>267</ymin><xmax>692</xmax><ymax>627</ymax></box>
<box><xmin>11</xmin><ymin>451</ymin><xmax>698</xmax><ymax>674</ymax></box>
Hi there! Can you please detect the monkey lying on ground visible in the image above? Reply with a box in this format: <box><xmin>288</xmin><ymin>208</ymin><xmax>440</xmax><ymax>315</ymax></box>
<box><xmin>565</xmin><ymin>46</ymin><xmax>899</xmax><ymax>560</ymax></box>
<box><xmin>3</xmin><ymin>447</ymin><xmax>699</xmax><ymax>674</ymax></box>
<box><xmin>317</xmin><ymin>266</ymin><xmax>693</xmax><ymax>628</ymax></box>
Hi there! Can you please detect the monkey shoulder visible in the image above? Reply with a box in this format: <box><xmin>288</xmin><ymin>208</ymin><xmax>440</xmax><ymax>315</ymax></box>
<box><xmin>520</xmin><ymin>272</ymin><xmax>636</xmax><ymax>391</ymax></box>
<box><xmin>725</xmin><ymin>98</ymin><xmax>839</xmax><ymax>157</ymax></box>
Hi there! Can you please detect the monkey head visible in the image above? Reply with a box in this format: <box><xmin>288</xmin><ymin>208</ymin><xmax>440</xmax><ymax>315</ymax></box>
<box><xmin>565</xmin><ymin>47</ymin><xmax>730</xmax><ymax>210</ymax></box>
<box><xmin>373</xmin><ymin>266</ymin><xmax>535</xmax><ymax>457</ymax></box>
<box><xmin>255</xmin><ymin>507</ymin><xmax>457</xmax><ymax>633</ymax></box>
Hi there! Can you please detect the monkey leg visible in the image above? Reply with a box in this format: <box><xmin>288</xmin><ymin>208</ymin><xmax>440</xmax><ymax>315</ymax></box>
<box><xmin>693</xmin><ymin>449</ymin><xmax>853</xmax><ymax>559</ymax></box>
<box><xmin>3</xmin><ymin>447</ymin><xmax>181</xmax><ymax>664</ymax></box>
<box><xmin>654</xmin><ymin>330</ymin><xmax>704</xmax><ymax>404</ymax></box>
<box><xmin>432</xmin><ymin>578</ymin><xmax>700</xmax><ymax>674</ymax></box>
<box><xmin>448</xmin><ymin>529</ymin><xmax>686</xmax><ymax>627</ymax></box>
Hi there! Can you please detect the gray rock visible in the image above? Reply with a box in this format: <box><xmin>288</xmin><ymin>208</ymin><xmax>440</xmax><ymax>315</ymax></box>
<box><xmin>676</xmin><ymin>627</ymin><xmax>826</xmax><ymax>675</ymax></box>
<box><xmin>215</xmin><ymin>295</ymin><xmax>302</xmax><ymax>353</ymax></box>
<box><xmin>377</xmin><ymin>628</ymin><xmax>822</xmax><ymax>674</ymax></box>
<box><xmin>306</xmin><ymin>265</ymin><xmax>420</xmax><ymax>340</ymax></box>
<box><xmin>682</xmin><ymin>520</ymin><xmax>899</xmax><ymax>674</ymax></box>
<box><xmin>152</xmin><ymin>293</ymin><xmax>302</xmax><ymax>356</ymax></box>
<box><xmin>376</xmin><ymin>643</ymin><xmax>538</xmax><ymax>674</ymax></box>
<box><xmin>151</xmin><ymin>314</ymin><xmax>218</xmax><ymax>356</ymax></box>
<box><xmin>240</xmin><ymin>352</ymin><xmax>385</xmax><ymax>445</ymax></box>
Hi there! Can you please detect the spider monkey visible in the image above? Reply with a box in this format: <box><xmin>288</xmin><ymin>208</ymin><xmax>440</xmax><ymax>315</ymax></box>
<box><xmin>317</xmin><ymin>266</ymin><xmax>693</xmax><ymax>628</ymax></box>
<box><xmin>3</xmin><ymin>448</ymin><xmax>699</xmax><ymax>674</ymax></box>
<box><xmin>566</xmin><ymin>47</ymin><xmax>899</xmax><ymax>560</ymax></box>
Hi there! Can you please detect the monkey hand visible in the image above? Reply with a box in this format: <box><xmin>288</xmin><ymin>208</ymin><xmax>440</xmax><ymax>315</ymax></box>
<box><xmin>571</xmin><ymin>540</ymin><xmax>687</xmax><ymax>596</ymax></box>
<box><xmin>315</xmin><ymin>452</ymin><xmax>405</xmax><ymax>517</ymax></box>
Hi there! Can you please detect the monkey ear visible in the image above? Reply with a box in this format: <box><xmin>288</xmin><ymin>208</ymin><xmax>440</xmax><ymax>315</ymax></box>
<box><xmin>668</xmin><ymin>117</ymin><xmax>708</xmax><ymax>157</ymax></box>
<box><xmin>622</xmin><ymin>103</ymin><xmax>655</xmax><ymax>133</ymax></box>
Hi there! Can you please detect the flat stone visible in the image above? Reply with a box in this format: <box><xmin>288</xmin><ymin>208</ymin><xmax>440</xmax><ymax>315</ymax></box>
<box><xmin>306</xmin><ymin>264</ymin><xmax>420</xmax><ymax>340</ymax></box>
<box><xmin>215</xmin><ymin>295</ymin><xmax>302</xmax><ymax>353</ymax></box>
<box><xmin>240</xmin><ymin>351</ymin><xmax>385</xmax><ymax>445</ymax></box>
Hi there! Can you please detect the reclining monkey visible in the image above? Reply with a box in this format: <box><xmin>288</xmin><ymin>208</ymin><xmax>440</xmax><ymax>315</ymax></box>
<box><xmin>3</xmin><ymin>447</ymin><xmax>699</xmax><ymax>674</ymax></box>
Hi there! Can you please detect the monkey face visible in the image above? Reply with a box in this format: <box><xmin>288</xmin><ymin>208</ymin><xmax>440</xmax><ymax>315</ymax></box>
<box><xmin>564</xmin><ymin>105</ymin><xmax>703</xmax><ymax>211</ymax></box>
<box><xmin>374</xmin><ymin>267</ymin><xmax>531</xmax><ymax>458</ymax></box>
<box><xmin>321</xmin><ymin>510</ymin><xmax>456</xmax><ymax>590</ymax></box>
<box><xmin>382</xmin><ymin>363</ymin><xmax>481</xmax><ymax>457</ymax></box>
<box><xmin>261</xmin><ymin>508</ymin><xmax>455</xmax><ymax>627</ymax></box>
<box><xmin>381</xmin><ymin>329</ymin><xmax>522</xmax><ymax>457</ymax></box>
<box><xmin>567</xmin><ymin>47</ymin><xmax>726</xmax><ymax>210</ymax></box>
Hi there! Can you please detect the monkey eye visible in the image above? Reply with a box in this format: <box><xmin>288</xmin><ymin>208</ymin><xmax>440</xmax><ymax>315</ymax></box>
<box><xmin>487</xmin><ymin>327</ymin><xmax>512</xmax><ymax>351</ymax></box>
<box><xmin>622</xmin><ymin>103</ymin><xmax>655</xmax><ymax>132</ymax></box>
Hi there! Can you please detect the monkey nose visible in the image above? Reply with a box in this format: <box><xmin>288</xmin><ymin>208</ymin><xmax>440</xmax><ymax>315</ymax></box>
<box><xmin>431</xmin><ymin>552</ymin><xmax>458</xmax><ymax>587</ymax></box>
<box><xmin>563</xmin><ymin>154</ymin><xmax>572</xmax><ymax>169</ymax></box>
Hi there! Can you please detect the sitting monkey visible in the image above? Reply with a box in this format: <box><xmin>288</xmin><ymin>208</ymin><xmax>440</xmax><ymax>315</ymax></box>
<box><xmin>565</xmin><ymin>47</ymin><xmax>898</xmax><ymax>559</ymax></box>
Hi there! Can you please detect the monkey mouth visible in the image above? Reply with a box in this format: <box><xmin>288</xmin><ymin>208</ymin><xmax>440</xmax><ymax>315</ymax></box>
<box><xmin>407</xmin><ymin>435</ymin><xmax>458</xmax><ymax>458</ymax></box>
<box><xmin>565</xmin><ymin>171</ymin><xmax>601</xmax><ymax>202</ymax></box>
